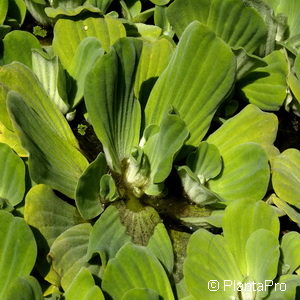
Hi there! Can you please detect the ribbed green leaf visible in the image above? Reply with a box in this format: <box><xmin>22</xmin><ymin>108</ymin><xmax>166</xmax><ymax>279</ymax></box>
<box><xmin>0</xmin><ymin>211</ymin><xmax>37</xmax><ymax>299</ymax></box>
<box><xmin>65</xmin><ymin>268</ymin><xmax>104</xmax><ymax>300</ymax></box>
<box><xmin>0</xmin><ymin>143</ymin><xmax>25</xmax><ymax>206</ymax></box>
<box><xmin>145</xmin><ymin>21</ymin><xmax>236</xmax><ymax>146</ymax></box>
<box><xmin>0</xmin><ymin>0</ymin><xmax>8</xmax><ymax>25</ymax></box>
<box><xmin>85</xmin><ymin>38</ymin><xmax>142</xmax><ymax>172</ymax></box>
<box><xmin>24</xmin><ymin>184</ymin><xmax>84</xmax><ymax>248</ymax></box>
<box><xmin>49</xmin><ymin>223</ymin><xmax>99</xmax><ymax>290</ymax></box>
<box><xmin>207</xmin><ymin>104</ymin><xmax>278</xmax><ymax>158</ymax></box>
<box><xmin>281</xmin><ymin>232</ymin><xmax>300</xmax><ymax>275</ymax></box>
<box><xmin>222</xmin><ymin>200</ymin><xmax>280</xmax><ymax>276</ymax></box>
<box><xmin>0</xmin><ymin>63</ymin><xmax>79</xmax><ymax>148</ymax></box>
<box><xmin>245</xmin><ymin>229</ymin><xmax>280</xmax><ymax>298</ymax></box>
<box><xmin>240</xmin><ymin>50</ymin><xmax>288</xmax><ymax>111</ymax></box>
<box><xmin>102</xmin><ymin>243</ymin><xmax>174</xmax><ymax>300</ymax></box>
<box><xmin>87</xmin><ymin>0</ymin><xmax>113</xmax><ymax>13</ymax></box>
<box><xmin>0</xmin><ymin>86</ymin><xmax>22</xmax><ymax>153</ymax></box>
<box><xmin>186</xmin><ymin>142</ymin><xmax>222</xmax><ymax>184</ymax></box>
<box><xmin>24</xmin><ymin>184</ymin><xmax>84</xmax><ymax>284</ymax></box>
<box><xmin>45</xmin><ymin>4</ymin><xmax>101</xmax><ymax>18</ymax></box>
<box><xmin>233</xmin><ymin>48</ymin><xmax>267</xmax><ymax>81</ymax></box>
<box><xmin>32</xmin><ymin>50</ymin><xmax>69</xmax><ymax>114</ymax></box>
<box><xmin>53</xmin><ymin>16</ymin><xmax>126</xmax><ymax>70</ymax></box>
<box><xmin>149</xmin><ymin>0</ymin><xmax>170</xmax><ymax>5</ymax></box>
<box><xmin>75</xmin><ymin>153</ymin><xmax>108</xmax><ymax>220</ymax></box>
<box><xmin>208</xmin><ymin>142</ymin><xmax>270</xmax><ymax>203</ymax></box>
<box><xmin>143</xmin><ymin>112</ymin><xmax>189</xmax><ymax>184</ymax></box>
<box><xmin>3</xmin><ymin>30</ymin><xmax>42</xmax><ymax>68</ymax></box>
<box><xmin>50</xmin><ymin>0</ymin><xmax>84</xmax><ymax>8</ymax></box>
<box><xmin>243</xmin><ymin>0</ymin><xmax>287</xmax><ymax>56</ymax></box>
<box><xmin>87</xmin><ymin>205</ymin><xmax>131</xmax><ymax>266</ymax></box>
<box><xmin>7</xmin><ymin>91</ymin><xmax>88</xmax><ymax>198</ymax></box>
<box><xmin>68</xmin><ymin>37</ymin><xmax>104</xmax><ymax>107</ymax></box>
<box><xmin>147</xmin><ymin>223</ymin><xmax>174</xmax><ymax>274</ymax></box>
<box><xmin>272</xmin><ymin>149</ymin><xmax>300</xmax><ymax>209</ymax></box>
<box><xmin>5</xmin><ymin>276</ymin><xmax>43</xmax><ymax>300</ymax></box>
<box><xmin>122</xmin><ymin>288</ymin><xmax>161</xmax><ymax>300</ymax></box>
<box><xmin>0</xmin><ymin>123</ymin><xmax>27</xmax><ymax>157</ymax></box>
<box><xmin>177</xmin><ymin>166</ymin><xmax>222</xmax><ymax>206</ymax></box>
<box><xmin>167</xmin><ymin>0</ymin><xmax>267</xmax><ymax>53</ymax></box>
<box><xmin>267</xmin><ymin>274</ymin><xmax>300</xmax><ymax>300</ymax></box>
<box><xmin>270</xmin><ymin>0</ymin><xmax>300</xmax><ymax>38</ymax></box>
<box><xmin>272</xmin><ymin>196</ymin><xmax>300</xmax><ymax>225</ymax></box>
<box><xmin>134</xmin><ymin>37</ymin><xmax>174</xmax><ymax>106</ymax></box>
<box><xmin>184</xmin><ymin>229</ymin><xmax>243</xmax><ymax>300</ymax></box>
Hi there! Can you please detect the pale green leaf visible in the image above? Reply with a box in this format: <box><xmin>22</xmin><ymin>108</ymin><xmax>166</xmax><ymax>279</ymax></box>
<box><xmin>65</xmin><ymin>268</ymin><xmax>104</xmax><ymax>300</ymax></box>
<box><xmin>0</xmin><ymin>211</ymin><xmax>37</xmax><ymax>299</ymax></box>
<box><xmin>167</xmin><ymin>0</ymin><xmax>267</xmax><ymax>53</ymax></box>
<box><xmin>0</xmin><ymin>62</ymin><xmax>79</xmax><ymax>148</ymax></box>
<box><xmin>87</xmin><ymin>0</ymin><xmax>113</xmax><ymax>13</ymax></box>
<box><xmin>177</xmin><ymin>166</ymin><xmax>222</xmax><ymax>206</ymax></box>
<box><xmin>272</xmin><ymin>0</ymin><xmax>300</xmax><ymax>38</ymax></box>
<box><xmin>184</xmin><ymin>229</ymin><xmax>242</xmax><ymax>300</ymax></box>
<box><xmin>245</xmin><ymin>229</ymin><xmax>280</xmax><ymax>298</ymax></box>
<box><xmin>222</xmin><ymin>200</ymin><xmax>280</xmax><ymax>276</ymax></box>
<box><xmin>24</xmin><ymin>184</ymin><xmax>84</xmax><ymax>248</ymax></box>
<box><xmin>0</xmin><ymin>0</ymin><xmax>8</xmax><ymax>25</ymax></box>
<box><xmin>75</xmin><ymin>153</ymin><xmax>108</xmax><ymax>220</ymax></box>
<box><xmin>272</xmin><ymin>149</ymin><xmax>300</xmax><ymax>209</ymax></box>
<box><xmin>32</xmin><ymin>50</ymin><xmax>69</xmax><ymax>114</ymax></box>
<box><xmin>281</xmin><ymin>232</ymin><xmax>300</xmax><ymax>274</ymax></box>
<box><xmin>53</xmin><ymin>16</ymin><xmax>126</xmax><ymax>70</ymax></box>
<box><xmin>134</xmin><ymin>37</ymin><xmax>174</xmax><ymax>106</ymax></box>
<box><xmin>3</xmin><ymin>30</ymin><xmax>42</xmax><ymax>68</ymax></box>
<box><xmin>87</xmin><ymin>205</ymin><xmax>131</xmax><ymax>267</ymax></box>
<box><xmin>24</xmin><ymin>184</ymin><xmax>84</xmax><ymax>284</ymax></box>
<box><xmin>99</xmin><ymin>174</ymin><xmax>119</xmax><ymax>203</ymax></box>
<box><xmin>102</xmin><ymin>243</ymin><xmax>174</xmax><ymax>300</ymax></box>
<box><xmin>45</xmin><ymin>4</ymin><xmax>101</xmax><ymax>18</ymax></box>
<box><xmin>5</xmin><ymin>276</ymin><xmax>43</xmax><ymax>300</ymax></box>
<box><xmin>240</xmin><ymin>50</ymin><xmax>288</xmax><ymax>111</ymax></box>
<box><xmin>50</xmin><ymin>0</ymin><xmax>84</xmax><ymax>8</ymax></box>
<box><xmin>85</xmin><ymin>38</ymin><xmax>142</xmax><ymax>172</ymax></box>
<box><xmin>122</xmin><ymin>288</ymin><xmax>161</xmax><ymax>300</ymax></box>
<box><xmin>272</xmin><ymin>196</ymin><xmax>300</xmax><ymax>225</ymax></box>
<box><xmin>147</xmin><ymin>223</ymin><xmax>174</xmax><ymax>274</ymax></box>
<box><xmin>68</xmin><ymin>37</ymin><xmax>105</xmax><ymax>107</ymax></box>
<box><xmin>49</xmin><ymin>223</ymin><xmax>99</xmax><ymax>290</ymax></box>
<box><xmin>0</xmin><ymin>143</ymin><xmax>25</xmax><ymax>206</ymax></box>
<box><xmin>143</xmin><ymin>111</ymin><xmax>189</xmax><ymax>184</ymax></box>
<box><xmin>7</xmin><ymin>91</ymin><xmax>88</xmax><ymax>198</ymax></box>
<box><xmin>149</xmin><ymin>0</ymin><xmax>169</xmax><ymax>5</ymax></box>
<box><xmin>207</xmin><ymin>104</ymin><xmax>278</xmax><ymax>159</ymax></box>
<box><xmin>233</xmin><ymin>48</ymin><xmax>267</xmax><ymax>81</ymax></box>
<box><xmin>0</xmin><ymin>123</ymin><xmax>27</xmax><ymax>157</ymax></box>
<box><xmin>186</xmin><ymin>142</ymin><xmax>222</xmax><ymax>184</ymax></box>
<box><xmin>154</xmin><ymin>6</ymin><xmax>173</xmax><ymax>37</ymax></box>
<box><xmin>145</xmin><ymin>21</ymin><xmax>236</xmax><ymax>146</ymax></box>
<box><xmin>266</xmin><ymin>274</ymin><xmax>300</xmax><ymax>300</ymax></box>
<box><xmin>208</xmin><ymin>142</ymin><xmax>270</xmax><ymax>203</ymax></box>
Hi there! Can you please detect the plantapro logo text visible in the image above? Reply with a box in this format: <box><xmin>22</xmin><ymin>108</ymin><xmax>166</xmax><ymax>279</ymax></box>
<box><xmin>208</xmin><ymin>280</ymin><xmax>286</xmax><ymax>293</ymax></box>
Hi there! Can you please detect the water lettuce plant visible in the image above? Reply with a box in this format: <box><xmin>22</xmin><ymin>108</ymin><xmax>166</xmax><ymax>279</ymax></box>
<box><xmin>0</xmin><ymin>0</ymin><xmax>300</xmax><ymax>299</ymax></box>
